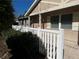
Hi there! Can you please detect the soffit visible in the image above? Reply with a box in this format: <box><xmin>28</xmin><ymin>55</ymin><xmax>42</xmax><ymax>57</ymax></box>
<box><xmin>29</xmin><ymin>0</ymin><xmax>79</xmax><ymax>16</ymax></box>
<box><xmin>30</xmin><ymin>0</ymin><xmax>59</xmax><ymax>15</ymax></box>
<box><xmin>43</xmin><ymin>0</ymin><xmax>61</xmax><ymax>3</ymax></box>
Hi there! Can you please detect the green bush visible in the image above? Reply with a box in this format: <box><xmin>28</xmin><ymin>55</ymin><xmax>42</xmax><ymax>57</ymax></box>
<box><xmin>2</xmin><ymin>29</ymin><xmax>22</xmax><ymax>40</ymax></box>
<box><xmin>6</xmin><ymin>32</ymin><xmax>46</xmax><ymax>59</ymax></box>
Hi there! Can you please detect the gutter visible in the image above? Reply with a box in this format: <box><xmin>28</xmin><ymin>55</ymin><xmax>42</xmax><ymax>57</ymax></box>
<box><xmin>24</xmin><ymin>0</ymin><xmax>40</xmax><ymax>16</ymax></box>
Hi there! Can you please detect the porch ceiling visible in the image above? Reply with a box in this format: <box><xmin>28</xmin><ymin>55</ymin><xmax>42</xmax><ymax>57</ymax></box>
<box><xmin>42</xmin><ymin>0</ymin><xmax>61</xmax><ymax>3</ymax></box>
<box><xmin>29</xmin><ymin>0</ymin><xmax>79</xmax><ymax>16</ymax></box>
<box><xmin>43</xmin><ymin>5</ymin><xmax>79</xmax><ymax>17</ymax></box>
<box><xmin>41</xmin><ymin>1</ymin><xmax>60</xmax><ymax>5</ymax></box>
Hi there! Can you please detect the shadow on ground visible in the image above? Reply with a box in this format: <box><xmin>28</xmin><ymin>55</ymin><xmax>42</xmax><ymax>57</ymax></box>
<box><xmin>6</xmin><ymin>32</ymin><xmax>46</xmax><ymax>59</ymax></box>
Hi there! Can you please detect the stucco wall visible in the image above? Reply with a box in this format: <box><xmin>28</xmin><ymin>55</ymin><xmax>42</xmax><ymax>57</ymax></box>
<box><xmin>64</xmin><ymin>12</ymin><xmax>79</xmax><ymax>59</ymax></box>
<box><xmin>72</xmin><ymin>12</ymin><xmax>79</xmax><ymax>31</ymax></box>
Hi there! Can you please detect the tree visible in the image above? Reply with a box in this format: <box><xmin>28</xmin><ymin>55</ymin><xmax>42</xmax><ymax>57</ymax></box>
<box><xmin>0</xmin><ymin>0</ymin><xmax>15</xmax><ymax>58</ymax></box>
<box><xmin>0</xmin><ymin>0</ymin><xmax>15</xmax><ymax>33</ymax></box>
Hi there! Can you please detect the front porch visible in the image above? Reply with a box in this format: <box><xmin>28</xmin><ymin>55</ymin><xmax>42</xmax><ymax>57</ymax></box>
<box><xmin>19</xmin><ymin>5</ymin><xmax>79</xmax><ymax>31</ymax></box>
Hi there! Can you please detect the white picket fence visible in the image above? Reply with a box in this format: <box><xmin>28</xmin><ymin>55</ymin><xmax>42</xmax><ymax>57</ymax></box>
<box><xmin>12</xmin><ymin>25</ymin><xmax>64</xmax><ymax>59</ymax></box>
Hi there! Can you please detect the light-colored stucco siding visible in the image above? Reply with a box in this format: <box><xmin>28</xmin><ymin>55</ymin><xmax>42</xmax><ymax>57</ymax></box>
<box><xmin>62</xmin><ymin>12</ymin><xmax>79</xmax><ymax>59</ymax></box>
<box><xmin>72</xmin><ymin>12</ymin><xmax>79</xmax><ymax>31</ymax></box>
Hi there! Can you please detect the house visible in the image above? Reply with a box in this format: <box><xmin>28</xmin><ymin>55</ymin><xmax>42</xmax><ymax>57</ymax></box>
<box><xmin>15</xmin><ymin>0</ymin><xmax>79</xmax><ymax>59</ymax></box>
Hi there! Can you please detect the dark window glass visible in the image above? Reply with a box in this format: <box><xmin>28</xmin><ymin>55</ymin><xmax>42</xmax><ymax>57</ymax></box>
<box><xmin>51</xmin><ymin>15</ymin><xmax>59</xmax><ymax>28</ymax></box>
<box><xmin>61</xmin><ymin>14</ymin><xmax>72</xmax><ymax>29</ymax></box>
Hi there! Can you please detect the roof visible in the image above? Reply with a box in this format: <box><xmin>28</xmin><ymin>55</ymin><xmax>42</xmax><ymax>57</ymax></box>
<box><xmin>24</xmin><ymin>0</ymin><xmax>40</xmax><ymax>16</ymax></box>
<box><xmin>24</xmin><ymin>0</ymin><xmax>79</xmax><ymax>16</ymax></box>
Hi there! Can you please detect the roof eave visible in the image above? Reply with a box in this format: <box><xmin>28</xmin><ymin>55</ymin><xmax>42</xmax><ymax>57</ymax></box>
<box><xmin>24</xmin><ymin>0</ymin><xmax>40</xmax><ymax>16</ymax></box>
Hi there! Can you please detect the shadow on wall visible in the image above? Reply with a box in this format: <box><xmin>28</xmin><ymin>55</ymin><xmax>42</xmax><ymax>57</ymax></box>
<box><xmin>6</xmin><ymin>32</ymin><xmax>47</xmax><ymax>59</ymax></box>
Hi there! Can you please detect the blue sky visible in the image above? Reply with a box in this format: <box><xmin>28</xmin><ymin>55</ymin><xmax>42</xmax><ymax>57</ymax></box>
<box><xmin>12</xmin><ymin>0</ymin><xmax>34</xmax><ymax>17</ymax></box>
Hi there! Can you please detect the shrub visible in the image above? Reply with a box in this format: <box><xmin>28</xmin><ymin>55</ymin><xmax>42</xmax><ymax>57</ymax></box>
<box><xmin>6</xmin><ymin>32</ymin><xmax>46</xmax><ymax>59</ymax></box>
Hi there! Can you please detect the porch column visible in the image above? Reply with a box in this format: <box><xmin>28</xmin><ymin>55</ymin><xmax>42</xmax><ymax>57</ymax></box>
<box><xmin>23</xmin><ymin>20</ymin><xmax>25</xmax><ymax>26</ymax></box>
<box><xmin>20</xmin><ymin>20</ymin><xmax>22</xmax><ymax>25</ymax></box>
<box><xmin>24</xmin><ymin>20</ymin><xmax>27</xmax><ymax>26</ymax></box>
<box><xmin>39</xmin><ymin>14</ymin><xmax>42</xmax><ymax>28</ymax></box>
<box><xmin>24</xmin><ymin>20</ymin><xmax>26</xmax><ymax>26</ymax></box>
<box><xmin>28</xmin><ymin>16</ymin><xmax>30</xmax><ymax>27</ymax></box>
<box><xmin>59</xmin><ymin>15</ymin><xmax>62</xmax><ymax>30</ymax></box>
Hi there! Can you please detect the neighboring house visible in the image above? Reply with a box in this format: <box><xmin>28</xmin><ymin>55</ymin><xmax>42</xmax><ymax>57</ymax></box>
<box><xmin>18</xmin><ymin>0</ymin><xmax>79</xmax><ymax>59</ymax></box>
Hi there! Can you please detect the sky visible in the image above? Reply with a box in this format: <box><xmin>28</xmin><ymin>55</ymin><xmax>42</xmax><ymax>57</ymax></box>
<box><xmin>12</xmin><ymin>0</ymin><xmax>34</xmax><ymax>17</ymax></box>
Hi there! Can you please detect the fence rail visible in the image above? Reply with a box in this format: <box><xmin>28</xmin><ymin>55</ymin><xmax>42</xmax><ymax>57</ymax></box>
<box><xmin>12</xmin><ymin>25</ymin><xmax>64</xmax><ymax>59</ymax></box>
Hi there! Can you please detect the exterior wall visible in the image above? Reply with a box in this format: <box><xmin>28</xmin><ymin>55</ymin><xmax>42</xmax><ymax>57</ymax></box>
<box><xmin>41</xmin><ymin>16</ymin><xmax>48</xmax><ymax>29</ymax></box>
<box><xmin>46</xmin><ymin>16</ymin><xmax>51</xmax><ymax>29</ymax></box>
<box><xmin>72</xmin><ymin>12</ymin><xmax>79</xmax><ymax>31</ymax></box>
<box><xmin>63</xmin><ymin>12</ymin><xmax>79</xmax><ymax>59</ymax></box>
<box><xmin>64</xmin><ymin>30</ymin><xmax>79</xmax><ymax>59</ymax></box>
<box><xmin>64</xmin><ymin>45</ymin><xmax>79</xmax><ymax>59</ymax></box>
<box><xmin>64</xmin><ymin>30</ymin><xmax>78</xmax><ymax>46</ymax></box>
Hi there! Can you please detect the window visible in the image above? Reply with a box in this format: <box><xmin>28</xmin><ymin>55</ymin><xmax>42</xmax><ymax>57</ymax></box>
<box><xmin>51</xmin><ymin>15</ymin><xmax>59</xmax><ymax>29</ymax></box>
<box><xmin>51</xmin><ymin>14</ymin><xmax>72</xmax><ymax>29</ymax></box>
<box><xmin>61</xmin><ymin>14</ymin><xmax>72</xmax><ymax>29</ymax></box>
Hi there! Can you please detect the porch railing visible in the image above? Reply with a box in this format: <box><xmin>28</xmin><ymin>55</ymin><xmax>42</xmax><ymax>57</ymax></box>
<box><xmin>12</xmin><ymin>25</ymin><xmax>64</xmax><ymax>59</ymax></box>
